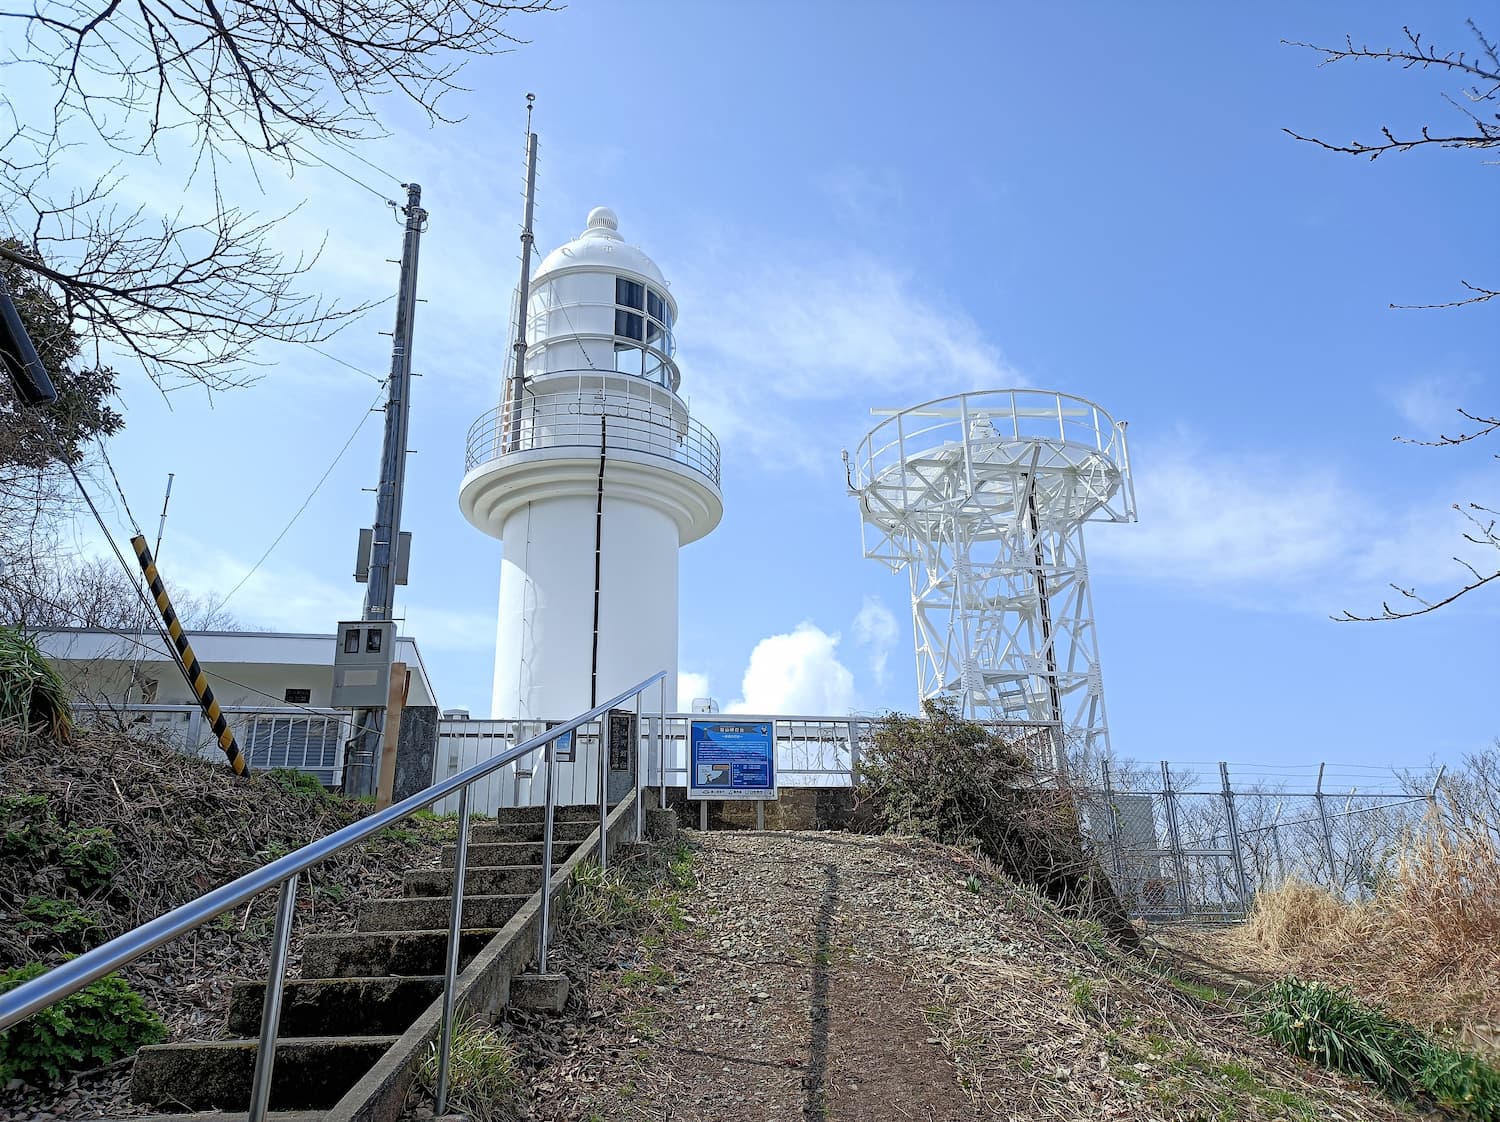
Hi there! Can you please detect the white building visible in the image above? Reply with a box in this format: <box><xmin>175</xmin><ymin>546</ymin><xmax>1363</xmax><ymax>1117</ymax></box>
<box><xmin>35</xmin><ymin>628</ymin><xmax>439</xmax><ymax>784</ymax></box>
<box><xmin>459</xmin><ymin>208</ymin><xmax>722</xmax><ymax>720</ymax></box>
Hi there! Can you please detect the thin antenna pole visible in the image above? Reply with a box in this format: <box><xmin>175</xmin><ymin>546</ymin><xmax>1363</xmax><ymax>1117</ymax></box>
<box><xmin>506</xmin><ymin>95</ymin><xmax>539</xmax><ymax>454</ymax></box>
<box><xmin>153</xmin><ymin>473</ymin><xmax>175</xmax><ymax>558</ymax></box>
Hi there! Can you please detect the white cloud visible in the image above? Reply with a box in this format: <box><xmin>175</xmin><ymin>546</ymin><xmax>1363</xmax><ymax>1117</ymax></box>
<box><xmin>725</xmin><ymin>622</ymin><xmax>856</xmax><ymax>715</ymax></box>
<box><xmin>1090</xmin><ymin>437</ymin><xmax>1499</xmax><ymax>615</ymax></box>
<box><xmin>671</xmin><ymin>246</ymin><xmax>1019</xmax><ymax>472</ymax></box>
<box><xmin>851</xmin><ymin>596</ymin><xmax>899</xmax><ymax>686</ymax></box>
<box><xmin>1385</xmin><ymin>372</ymin><xmax>1481</xmax><ymax>435</ymax></box>
<box><xmin>678</xmin><ymin>670</ymin><xmax>711</xmax><ymax>708</ymax></box>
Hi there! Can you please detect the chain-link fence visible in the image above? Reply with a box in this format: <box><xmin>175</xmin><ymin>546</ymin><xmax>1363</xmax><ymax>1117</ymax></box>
<box><xmin>1071</xmin><ymin>761</ymin><xmax>1441</xmax><ymax>921</ymax></box>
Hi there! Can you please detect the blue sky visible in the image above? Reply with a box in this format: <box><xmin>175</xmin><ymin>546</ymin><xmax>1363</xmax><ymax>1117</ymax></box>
<box><xmin>15</xmin><ymin>1</ymin><xmax>1496</xmax><ymax>774</ymax></box>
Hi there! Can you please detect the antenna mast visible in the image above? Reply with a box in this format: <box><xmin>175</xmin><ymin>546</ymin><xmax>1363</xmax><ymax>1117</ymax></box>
<box><xmin>506</xmin><ymin>95</ymin><xmax>539</xmax><ymax>453</ymax></box>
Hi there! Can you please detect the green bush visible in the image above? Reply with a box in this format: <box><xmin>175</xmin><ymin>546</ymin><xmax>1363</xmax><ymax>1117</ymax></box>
<box><xmin>0</xmin><ymin>626</ymin><xmax>73</xmax><ymax>741</ymax></box>
<box><xmin>0</xmin><ymin>795</ymin><xmax>119</xmax><ymax>893</ymax></box>
<box><xmin>56</xmin><ymin>826</ymin><xmax>121</xmax><ymax>893</ymax></box>
<box><xmin>264</xmin><ymin>767</ymin><xmax>332</xmax><ymax>800</ymax></box>
<box><xmin>17</xmin><ymin>896</ymin><xmax>104</xmax><ymax>953</ymax></box>
<box><xmin>0</xmin><ymin>793</ymin><xmax>52</xmax><ymax>863</ymax></box>
<box><xmin>1259</xmin><ymin>976</ymin><xmax>1500</xmax><ymax>1120</ymax></box>
<box><xmin>0</xmin><ymin>963</ymin><xmax>165</xmax><ymax>1086</ymax></box>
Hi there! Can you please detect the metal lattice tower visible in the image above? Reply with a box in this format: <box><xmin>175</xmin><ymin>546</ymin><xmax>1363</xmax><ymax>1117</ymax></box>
<box><xmin>847</xmin><ymin>389</ymin><xmax>1136</xmax><ymax>761</ymax></box>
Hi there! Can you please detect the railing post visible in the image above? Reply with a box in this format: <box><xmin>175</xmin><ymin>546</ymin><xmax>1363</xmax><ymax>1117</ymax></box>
<box><xmin>597</xmin><ymin>716</ymin><xmax>609</xmax><ymax>871</ymax></box>
<box><xmin>538</xmin><ymin>740</ymin><xmax>557</xmax><ymax>973</ymax></box>
<box><xmin>247</xmin><ymin>872</ymin><xmax>299</xmax><ymax>1122</ymax></box>
<box><xmin>847</xmin><ymin>718</ymin><xmax>862</xmax><ymax>786</ymax></box>
<box><xmin>435</xmin><ymin>786</ymin><xmax>471</xmax><ymax>1116</ymax></box>
<box><xmin>633</xmin><ymin>688</ymin><xmax>644</xmax><ymax>843</ymax></box>
<box><xmin>657</xmin><ymin>677</ymin><xmax>666</xmax><ymax>809</ymax></box>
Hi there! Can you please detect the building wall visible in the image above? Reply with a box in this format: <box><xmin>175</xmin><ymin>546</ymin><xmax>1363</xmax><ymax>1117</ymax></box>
<box><xmin>35</xmin><ymin>630</ymin><xmax>438</xmax><ymax>710</ymax></box>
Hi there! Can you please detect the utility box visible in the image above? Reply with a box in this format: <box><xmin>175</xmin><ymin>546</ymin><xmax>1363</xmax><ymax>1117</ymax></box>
<box><xmin>330</xmin><ymin>620</ymin><xmax>396</xmax><ymax>708</ymax></box>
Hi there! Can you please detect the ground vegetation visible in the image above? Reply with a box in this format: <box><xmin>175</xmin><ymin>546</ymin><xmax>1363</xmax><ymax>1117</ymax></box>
<box><xmin>856</xmin><ymin>699</ymin><xmax>1139</xmax><ymax>947</ymax></box>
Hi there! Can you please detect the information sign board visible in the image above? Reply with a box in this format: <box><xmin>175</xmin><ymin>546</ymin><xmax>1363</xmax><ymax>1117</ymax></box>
<box><xmin>688</xmin><ymin>720</ymin><xmax>776</xmax><ymax>800</ymax></box>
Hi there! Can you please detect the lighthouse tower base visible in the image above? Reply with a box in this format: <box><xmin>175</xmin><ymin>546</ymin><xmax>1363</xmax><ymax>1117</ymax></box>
<box><xmin>493</xmin><ymin>493</ymin><xmax>680</xmax><ymax>720</ymax></box>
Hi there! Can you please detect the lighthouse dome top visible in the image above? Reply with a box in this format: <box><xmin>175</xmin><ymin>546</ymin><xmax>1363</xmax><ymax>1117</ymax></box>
<box><xmin>534</xmin><ymin>207</ymin><xmax>669</xmax><ymax>290</ymax></box>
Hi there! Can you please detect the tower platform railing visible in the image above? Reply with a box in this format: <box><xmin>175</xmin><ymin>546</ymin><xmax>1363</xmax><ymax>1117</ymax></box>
<box><xmin>851</xmin><ymin>388</ymin><xmax>1131</xmax><ymax>511</ymax></box>
<box><xmin>464</xmin><ymin>371</ymin><xmax>720</xmax><ymax>486</ymax></box>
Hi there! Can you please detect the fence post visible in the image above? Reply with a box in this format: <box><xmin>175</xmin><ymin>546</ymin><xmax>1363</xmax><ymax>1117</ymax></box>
<box><xmin>1315</xmin><ymin>763</ymin><xmax>1339</xmax><ymax>892</ymax></box>
<box><xmin>1100</xmin><ymin>758</ymin><xmax>1126</xmax><ymax>892</ymax></box>
<box><xmin>1160</xmin><ymin>761</ymin><xmax>1189</xmax><ymax>918</ymax></box>
<box><xmin>848</xmin><ymin>718</ymin><xmax>862</xmax><ymax>786</ymax></box>
<box><xmin>1219</xmin><ymin>762</ymin><xmax>1251</xmax><ymax>914</ymax></box>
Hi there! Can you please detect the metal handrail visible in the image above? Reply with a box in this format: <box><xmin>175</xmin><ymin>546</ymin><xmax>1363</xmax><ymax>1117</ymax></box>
<box><xmin>0</xmin><ymin>670</ymin><xmax>668</xmax><ymax>1121</ymax></box>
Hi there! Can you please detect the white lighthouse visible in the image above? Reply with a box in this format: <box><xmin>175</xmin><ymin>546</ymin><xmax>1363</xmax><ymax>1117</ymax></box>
<box><xmin>459</xmin><ymin>207</ymin><xmax>722</xmax><ymax>720</ymax></box>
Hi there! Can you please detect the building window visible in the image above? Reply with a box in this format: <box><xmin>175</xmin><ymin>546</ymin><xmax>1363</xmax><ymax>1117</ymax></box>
<box><xmin>614</xmin><ymin>309</ymin><xmax>644</xmax><ymax>341</ymax></box>
<box><xmin>343</xmin><ymin>628</ymin><xmax>361</xmax><ymax>654</ymax></box>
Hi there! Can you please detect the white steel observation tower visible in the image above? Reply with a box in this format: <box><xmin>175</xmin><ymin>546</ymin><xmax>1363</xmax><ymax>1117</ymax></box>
<box><xmin>847</xmin><ymin>389</ymin><xmax>1136</xmax><ymax>761</ymax></box>
<box><xmin>460</xmin><ymin>207</ymin><xmax>722</xmax><ymax>719</ymax></box>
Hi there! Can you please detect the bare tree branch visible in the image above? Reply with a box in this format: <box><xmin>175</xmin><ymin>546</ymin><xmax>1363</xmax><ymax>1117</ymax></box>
<box><xmin>1284</xmin><ymin>20</ymin><xmax>1495</xmax><ymax>312</ymax></box>
<box><xmin>0</xmin><ymin>0</ymin><xmax>556</xmax><ymax>390</ymax></box>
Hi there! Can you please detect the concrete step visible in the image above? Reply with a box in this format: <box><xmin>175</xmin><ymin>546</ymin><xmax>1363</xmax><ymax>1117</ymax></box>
<box><xmin>490</xmin><ymin>804</ymin><xmax>600</xmax><ymax>825</ymax></box>
<box><xmin>300</xmin><ymin>928</ymin><xmax>499</xmax><ymax>979</ymax></box>
<box><xmin>356</xmin><ymin>893</ymin><xmax>528</xmax><ymax>932</ymax></box>
<box><xmin>131</xmin><ymin>1035</ymin><xmax>397</xmax><ymax>1112</ymax></box>
<box><xmin>470</xmin><ymin>820</ymin><xmax>597</xmax><ymax>844</ymax></box>
<box><xmin>226</xmin><ymin>975</ymin><xmax>443</xmax><ymax>1037</ymax></box>
<box><xmin>99</xmin><ymin>1114</ymin><xmax>323</xmax><ymax>1122</ymax></box>
<box><xmin>402</xmin><ymin>865</ymin><xmax>542</xmax><ymax>898</ymax></box>
<box><xmin>439</xmin><ymin>839</ymin><xmax>582</xmax><ymax>867</ymax></box>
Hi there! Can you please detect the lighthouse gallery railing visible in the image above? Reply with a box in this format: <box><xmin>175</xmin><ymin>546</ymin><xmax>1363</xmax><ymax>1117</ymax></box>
<box><xmin>463</xmin><ymin>372</ymin><xmax>720</xmax><ymax>487</ymax></box>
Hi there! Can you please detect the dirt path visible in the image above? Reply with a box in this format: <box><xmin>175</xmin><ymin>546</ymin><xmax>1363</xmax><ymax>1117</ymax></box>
<box><xmin>614</xmin><ymin>832</ymin><xmax>979</xmax><ymax>1122</ymax></box>
<box><xmin>511</xmin><ymin>830</ymin><xmax>1431</xmax><ymax>1122</ymax></box>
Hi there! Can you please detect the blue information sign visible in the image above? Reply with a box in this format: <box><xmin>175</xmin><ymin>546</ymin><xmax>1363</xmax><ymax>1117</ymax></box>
<box><xmin>687</xmin><ymin>720</ymin><xmax>777</xmax><ymax>800</ymax></box>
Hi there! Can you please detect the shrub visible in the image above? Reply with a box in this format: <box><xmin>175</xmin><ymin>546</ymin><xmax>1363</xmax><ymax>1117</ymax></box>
<box><xmin>416</xmin><ymin>1017</ymin><xmax>519</xmax><ymax>1122</ymax></box>
<box><xmin>1239</xmin><ymin>806</ymin><xmax>1500</xmax><ymax>1039</ymax></box>
<box><xmin>1259</xmin><ymin>976</ymin><xmax>1500</xmax><ymax>1120</ymax></box>
<box><xmin>57</xmin><ymin>826</ymin><xmax>121</xmax><ymax>893</ymax></box>
<box><xmin>17</xmin><ymin>897</ymin><xmax>104</xmax><ymax>953</ymax></box>
<box><xmin>0</xmin><ymin>963</ymin><xmax>165</xmax><ymax>1086</ymax></box>
<box><xmin>264</xmin><ymin>767</ymin><xmax>332</xmax><ymax>800</ymax></box>
<box><xmin>0</xmin><ymin>626</ymin><xmax>72</xmax><ymax>742</ymax></box>
<box><xmin>0</xmin><ymin>793</ymin><xmax>52</xmax><ymax>863</ymax></box>
<box><xmin>858</xmin><ymin>699</ymin><xmax>1138</xmax><ymax>946</ymax></box>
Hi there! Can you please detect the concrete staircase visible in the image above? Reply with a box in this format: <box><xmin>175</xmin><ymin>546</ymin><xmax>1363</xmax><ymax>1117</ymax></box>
<box><xmin>123</xmin><ymin>805</ymin><xmax>601</xmax><ymax>1118</ymax></box>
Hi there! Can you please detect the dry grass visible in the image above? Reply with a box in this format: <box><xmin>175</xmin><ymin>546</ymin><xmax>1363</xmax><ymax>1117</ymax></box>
<box><xmin>1237</xmin><ymin>812</ymin><xmax>1500</xmax><ymax>1054</ymax></box>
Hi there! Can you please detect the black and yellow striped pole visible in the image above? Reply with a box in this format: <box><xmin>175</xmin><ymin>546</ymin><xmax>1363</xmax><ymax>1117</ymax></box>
<box><xmin>130</xmin><ymin>534</ymin><xmax>247</xmax><ymax>775</ymax></box>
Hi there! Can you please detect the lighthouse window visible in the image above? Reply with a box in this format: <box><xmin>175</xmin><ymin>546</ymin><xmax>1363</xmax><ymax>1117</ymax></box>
<box><xmin>614</xmin><ymin>310</ymin><xmax>644</xmax><ymax>341</ymax></box>
<box><xmin>646</xmin><ymin>290</ymin><xmax>666</xmax><ymax>322</ymax></box>
<box><xmin>615</xmin><ymin>277</ymin><xmax>645</xmax><ymax>310</ymax></box>
<box><xmin>614</xmin><ymin>343</ymin><xmax>642</xmax><ymax>375</ymax></box>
